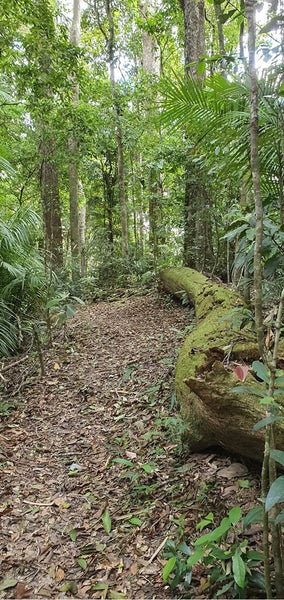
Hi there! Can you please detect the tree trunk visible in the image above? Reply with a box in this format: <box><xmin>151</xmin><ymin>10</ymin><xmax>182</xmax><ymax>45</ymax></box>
<box><xmin>245</xmin><ymin>0</ymin><xmax>264</xmax><ymax>356</ymax></box>
<box><xmin>141</xmin><ymin>0</ymin><xmax>160</xmax><ymax>268</ymax></box>
<box><xmin>68</xmin><ymin>0</ymin><xmax>81</xmax><ymax>282</ymax></box>
<box><xmin>104</xmin><ymin>0</ymin><xmax>129</xmax><ymax>258</ymax></box>
<box><xmin>140</xmin><ymin>0</ymin><xmax>160</xmax><ymax>75</ymax></box>
<box><xmin>159</xmin><ymin>267</ymin><xmax>284</xmax><ymax>461</ymax></box>
<box><xmin>180</xmin><ymin>0</ymin><xmax>205</xmax><ymax>76</ymax></box>
<box><xmin>78</xmin><ymin>198</ymin><xmax>86</xmax><ymax>277</ymax></box>
<box><xmin>40</xmin><ymin>136</ymin><xmax>63</xmax><ymax>270</ymax></box>
<box><xmin>179</xmin><ymin>0</ymin><xmax>214</xmax><ymax>272</ymax></box>
<box><xmin>101</xmin><ymin>156</ymin><xmax>115</xmax><ymax>248</ymax></box>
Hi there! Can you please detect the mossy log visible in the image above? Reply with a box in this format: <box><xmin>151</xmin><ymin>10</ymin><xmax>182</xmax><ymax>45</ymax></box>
<box><xmin>160</xmin><ymin>267</ymin><xmax>284</xmax><ymax>462</ymax></box>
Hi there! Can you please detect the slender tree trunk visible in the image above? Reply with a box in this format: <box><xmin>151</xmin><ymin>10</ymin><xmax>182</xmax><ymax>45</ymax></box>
<box><xmin>101</xmin><ymin>156</ymin><xmax>115</xmax><ymax>247</ymax></box>
<box><xmin>246</xmin><ymin>2</ymin><xmax>284</xmax><ymax>597</ymax></box>
<box><xmin>68</xmin><ymin>0</ymin><xmax>81</xmax><ymax>282</ymax></box>
<box><xmin>78</xmin><ymin>184</ymin><xmax>87</xmax><ymax>277</ymax></box>
<box><xmin>40</xmin><ymin>136</ymin><xmax>63</xmax><ymax>270</ymax></box>
<box><xmin>245</xmin><ymin>0</ymin><xmax>264</xmax><ymax>355</ymax></box>
<box><xmin>141</xmin><ymin>0</ymin><xmax>161</xmax><ymax>268</ymax></box>
<box><xmin>37</xmin><ymin>16</ymin><xmax>63</xmax><ymax>271</ymax></box>
<box><xmin>213</xmin><ymin>1</ymin><xmax>225</xmax><ymax>55</ymax></box>
<box><xmin>148</xmin><ymin>168</ymin><xmax>158</xmax><ymax>269</ymax></box>
<box><xmin>213</xmin><ymin>0</ymin><xmax>226</xmax><ymax>76</ymax></box>
<box><xmin>104</xmin><ymin>0</ymin><xmax>129</xmax><ymax>258</ymax></box>
<box><xmin>239</xmin><ymin>0</ymin><xmax>245</xmax><ymax>59</ymax></box>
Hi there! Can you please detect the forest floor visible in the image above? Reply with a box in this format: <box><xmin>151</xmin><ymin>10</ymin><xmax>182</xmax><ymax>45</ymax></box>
<box><xmin>0</xmin><ymin>292</ymin><xmax>262</xmax><ymax>600</ymax></box>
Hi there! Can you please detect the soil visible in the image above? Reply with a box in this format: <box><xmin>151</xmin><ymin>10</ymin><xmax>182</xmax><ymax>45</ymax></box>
<box><xmin>0</xmin><ymin>293</ymin><xmax>262</xmax><ymax>599</ymax></box>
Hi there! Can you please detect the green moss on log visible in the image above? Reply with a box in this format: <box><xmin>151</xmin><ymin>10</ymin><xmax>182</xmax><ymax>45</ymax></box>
<box><xmin>160</xmin><ymin>267</ymin><xmax>284</xmax><ymax>461</ymax></box>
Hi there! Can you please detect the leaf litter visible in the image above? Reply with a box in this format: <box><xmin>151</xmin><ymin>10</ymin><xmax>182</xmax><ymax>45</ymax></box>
<box><xmin>0</xmin><ymin>294</ymin><xmax>261</xmax><ymax>599</ymax></box>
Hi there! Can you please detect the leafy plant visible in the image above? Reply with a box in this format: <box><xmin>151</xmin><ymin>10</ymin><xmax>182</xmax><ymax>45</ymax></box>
<box><xmin>162</xmin><ymin>539</ymin><xmax>192</xmax><ymax>589</ymax></box>
<box><xmin>0</xmin><ymin>207</ymin><xmax>45</xmax><ymax>357</ymax></box>
<box><xmin>162</xmin><ymin>508</ymin><xmax>264</xmax><ymax>597</ymax></box>
<box><xmin>45</xmin><ymin>291</ymin><xmax>84</xmax><ymax>328</ymax></box>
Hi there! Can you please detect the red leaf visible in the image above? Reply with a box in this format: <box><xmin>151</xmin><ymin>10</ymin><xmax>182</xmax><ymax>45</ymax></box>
<box><xmin>235</xmin><ymin>365</ymin><xmax>249</xmax><ymax>382</ymax></box>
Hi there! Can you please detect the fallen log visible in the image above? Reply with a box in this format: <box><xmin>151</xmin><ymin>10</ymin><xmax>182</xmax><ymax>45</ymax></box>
<box><xmin>159</xmin><ymin>267</ymin><xmax>284</xmax><ymax>462</ymax></box>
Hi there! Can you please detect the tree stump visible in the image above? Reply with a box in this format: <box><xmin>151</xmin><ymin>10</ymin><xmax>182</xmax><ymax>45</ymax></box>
<box><xmin>159</xmin><ymin>267</ymin><xmax>284</xmax><ymax>462</ymax></box>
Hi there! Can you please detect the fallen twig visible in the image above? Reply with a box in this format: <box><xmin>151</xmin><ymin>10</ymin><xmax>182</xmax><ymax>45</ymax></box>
<box><xmin>147</xmin><ymin>536</ymin><xmax>168</xmax><ymax>564</ymax></box>
<box><xmin>22</xmin><ymin>500</ymin><xmax>54</xmax><ymax>507</ymax></box>
<box><xmin>1</xmin><ymin>354</ymin><xmax>29</xmax><ymax>373</ymax></box>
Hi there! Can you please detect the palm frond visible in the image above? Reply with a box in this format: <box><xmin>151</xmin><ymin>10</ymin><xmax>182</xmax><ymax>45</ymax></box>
<box><xmin>0</xmin><ymin>156</ymin><xmax>16</xmax><ymax>177</ymax></box>
<box><xmin>0</xmin><ymin>301</ymin><xmax>18</xmax><ymax>356</ymax></box>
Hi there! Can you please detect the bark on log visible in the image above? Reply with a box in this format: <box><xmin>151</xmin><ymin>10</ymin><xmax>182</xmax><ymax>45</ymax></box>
<box><xmin>159</xmin><ymin>267</ymin><xmax>284</xmax><ymax>462</ymax></box>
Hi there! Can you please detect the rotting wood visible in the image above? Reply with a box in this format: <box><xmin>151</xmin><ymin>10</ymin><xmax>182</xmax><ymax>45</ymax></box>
<box><xmin>159</xmin><ymin>266</ymin><xmax>284</xmax><ymax>461</ymax></box>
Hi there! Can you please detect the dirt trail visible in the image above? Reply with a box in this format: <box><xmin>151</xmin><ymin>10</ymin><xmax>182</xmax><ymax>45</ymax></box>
<box><xmin>0</xmin><ymin>295</ymin><xmax>259</xmax><ymax>599</ymax></box>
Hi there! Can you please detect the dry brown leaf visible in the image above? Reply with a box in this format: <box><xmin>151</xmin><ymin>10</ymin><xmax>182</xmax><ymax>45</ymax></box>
<box><xmin>53</xmin><ymin>497</ymin><xmax>67</xmax><ymax>507</ymax></box>
<box><xmin>55</xmin><ymin>567</ymin><xmax>65</xmax><ymax>583</ymax></box>
<box><xmin>15</xmin><ymin>582</ymin><xmax>32</xmax><ymax>599</ymax></box>
<box><xmin>129</xmin><ymin>562</ymin><xmax>138</xmax><ymax>575</ymax></box>
<box><xmin>217</xmin><ymin>463</ymin><xmax>248</xmax><ymax>479</ymax></box>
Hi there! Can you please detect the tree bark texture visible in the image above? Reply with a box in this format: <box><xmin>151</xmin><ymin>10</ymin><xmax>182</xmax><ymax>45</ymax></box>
<box><xmin>180</xmin><ymin>0</ymin><xmax>205</xmax><ymax>76</ymax></box>
<box><xmin>40</xmin><ymin>137</ymin><xmax>63</xmax><ymax>269</ymax></box>
<box><xmin>179</xmin><ymin>0</ymin><xmax>214</xmax><ymax>272</ymax></box>
<box><xmin>159</xmin><ymin>267</ymin><xmax>284</xmax><ymax>461</ymax></box>
<box><xmin>245</xmin><ymin>0</ymin><xmax>264</xmax><ymax>356</ymax></box>
<box><xmin>105</xmin><ymin>0</ymin><xmax>129</xmax><ymax>258</ymax></box>
<box><xmin>140</xmin><ymin>0</ymin><xmax>160</xmax><ymax>75</ymax></box>
<box><xmin>69</xmin><ymin>0</ymin><xmax>81</xmax><ymax>281</ymax></box>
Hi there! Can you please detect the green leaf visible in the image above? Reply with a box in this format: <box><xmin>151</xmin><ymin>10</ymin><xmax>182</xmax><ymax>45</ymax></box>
<box><xmin>177</xmin><ymin>541</ymin><xmax>192</xmax><ymax>556</ymax></box>
<box><xmin>78</xmin><ymin>558</ymin><xmax>87</xmax><ymax>570</ymax></box>
<box><xmin>265</xmin><ymin>477</ymin><xmax>284</xmax><ymax>512</ymax></box>
<box><xmin>140</xmin><ymin>463</ymin><xmax>154</xmax><ymax>473</ymax></box>
<box><xmin>92</xmin><ymin>583</ymin><xmax>108</xmax><ymax>590</ymax></box>
<box><xmin>195</xmin><ymin>517</ymin><xmax>231</xmax><ymax>546</ymax></box>
<box><xmin>252</xmin><ymin>361</ymin><xmax>269</xmax><ymax>383</ymax></box>
<box><xmin>232</xmin><ymin>553</ymin><xmax>246</xmax><ymax>588</ymax></box>
<box><xmin>197</xmin><ymin>60</ymin><xmax>206</xmax><ymax>76</ymax></box>
<box><xmin>246</xmin><ymin>550</ymin><xmax>263</xmax><ymax>561</ymax></box>
<box><xmin>102</xmin><ymin>509</ymin><xmax>112</xmax><ymax>533</ymax></box>
<box><xmin>162</xmin><ymin>556</ymin><xmax>176</xmax><ymax>580</ymax></box>
<box><xmin>186</xmin><ymin>547</ymin><xmax>206</xmax><ymax>567</ymax></box>
<box><xmin>69</xmin><ymin>528</ymin><xmax>77</xmax><ymax>541</ymax></box>
<box><xmin>238</xmin><ymin>479</ymin><xmax>250</xmax><ymax>488</ymax></box>
<box><xmin>0</xmin><ymin>580</ymin><xmax>17</xmax><ymax>591</ymax></box>
<box><xmin>229</xmin><ymin>506</ymin><xmax>242</xmax><ymax>525</ymax></box>
<box><xmin>230</xmin><ymin>385</ymin><xmax>264</xmax><ymax>397</ymax></box>
<box><xmin>216</xmin><ymin>581</ymin><xmax>234</xmax><ymax>596</ymax></box>
<box><xmin>253</xmin><ymin>415</ymin><xmax>282</xmax><ymax>432</ymax></box>
<box><xmin>112</xmin><ymin>458</ymin><xmax>134</xmax><ymax>467</ymax></box>
<box><xmin>196</xmin><ymin>512</ymin><xmax>214</xmax><ymax>530</ymax></box>
<box><xmin>275</xmin><ymin>509</ymin><xmax>284</xmax><ymax>525</ymax></box>
<box><xmin>113</xmin><ymin>414</ymin><xmax>126</xmax><ymax>421</ymax></box>
<box><xmin>129</xmin><ymin>517</ymin><xmax>142</xmax><ymax>526</ymax></box>
<box><xmin>270</xmin><ymin>449</ymin><xmax>284</xmax><ymax>468</ymax></box>
<box><xmin>243</xmin><ymin>506</ymin><xmax>263</xmax><ymax>529</ymax></box>
<box><xmin>259</xmin><ymin>396</ymin><xmax>275</xmax><ymax>405</ymax></box>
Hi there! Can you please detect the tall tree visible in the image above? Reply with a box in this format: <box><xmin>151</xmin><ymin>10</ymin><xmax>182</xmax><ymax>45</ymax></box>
<box><xmin>178</xmin><ymin>0</ymin><xmax>214</xmax><ymax>271</ymax></box>
<box><xmin>91</xmin><ymin>0</ymin><xmax>129</xmax><ymax>258</ymax></box>
<box><xmin>36</xmin><ymin>3</ymin><xmax>64</xmax><ymax>270</ymax></box>
<box><xmin>141</xmin><ymin>0</ymin><xmax>160</xmax><ymax>268</ymax></box>
<box><xmin>69</xmin><ymin>0</ymin><xmax>81</xmax><ymax>281</ymax></box>
<box><xmin>105</xmin><ymin>0</ymin><xmax>129</xmax><ymax>258</ymax></box>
